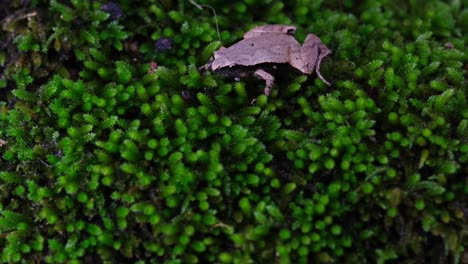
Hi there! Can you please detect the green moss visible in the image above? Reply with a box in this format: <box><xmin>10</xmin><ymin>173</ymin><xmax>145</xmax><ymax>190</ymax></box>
<box><xmin>0</xmin><ymin>0</ymin><xmax>467</xmax><ymax>263</ymax></box>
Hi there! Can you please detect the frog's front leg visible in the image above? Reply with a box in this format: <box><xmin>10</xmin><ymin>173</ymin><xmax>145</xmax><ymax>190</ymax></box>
<box><xmin>254</xmin><ymin>69</ymin><xmax>275</xmax><ymax>96</ymax></box>
<box><xmin>300</xmin><ymin>34</ymin><xmax>331</xmax><ymax>86</ymax></box>
<box><xmin>243</xmin><ymin>25</ymin><xmax>297</xmax><ymax>38</ymax></box>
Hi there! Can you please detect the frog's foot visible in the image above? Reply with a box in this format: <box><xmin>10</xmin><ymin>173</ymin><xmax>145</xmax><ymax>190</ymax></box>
<box><xmin>254</xmin><ymin>69</ymin><xmax>275</xmax><ymax>96</ymax></box>
<box><xmin>244</xmin><ymin>25</ymin><xmax>297</xmax><ymax>38</ymax></box>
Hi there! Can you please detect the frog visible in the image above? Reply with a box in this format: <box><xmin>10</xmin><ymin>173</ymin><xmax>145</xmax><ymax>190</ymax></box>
<box><xmin>200</xmin><ymin>24</ymin><xmax>331</xmax><ymax>96</ymax></box>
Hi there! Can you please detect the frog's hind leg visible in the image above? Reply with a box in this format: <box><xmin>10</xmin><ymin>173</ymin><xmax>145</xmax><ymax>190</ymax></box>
<box><xmin>301</xmin><ymin>34</ymin><xmax>331</xmax><ymax>86</ymax></box>
<box><xmin>254</xmin><ymin>69</ymin><xmax>275</xmax><ymax>96</ymax></box>
<box><xmin>243</xmin><ymin>25</ymin><xmax>297</xmax><ymax>38</ymax></box>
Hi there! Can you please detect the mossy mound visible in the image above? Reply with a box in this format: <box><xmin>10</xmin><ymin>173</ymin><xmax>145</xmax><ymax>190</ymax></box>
<box><xmin>0</xmin><ymin>0</ymin><xmax>467</xmax><ymax>263</ymax></box>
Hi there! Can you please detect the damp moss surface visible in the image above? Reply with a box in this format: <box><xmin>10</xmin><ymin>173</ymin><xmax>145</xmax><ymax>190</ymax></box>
<box><xmin>0</xmin><ymin>0</ymin><xmax>467</xmax><ymax>263</ymax></box>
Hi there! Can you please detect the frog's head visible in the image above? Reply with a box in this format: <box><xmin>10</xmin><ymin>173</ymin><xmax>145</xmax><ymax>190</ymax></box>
<box><xmin>211</xmin><ymin>48</ymin><xmax>231</xmax><ymax>70</ymax></box>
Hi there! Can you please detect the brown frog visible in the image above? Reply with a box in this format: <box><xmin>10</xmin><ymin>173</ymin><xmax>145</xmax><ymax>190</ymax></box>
<box><xmin>200</xmin><ymin>25</ymin><xmax>331</xmax><ymax>95</ymax></box>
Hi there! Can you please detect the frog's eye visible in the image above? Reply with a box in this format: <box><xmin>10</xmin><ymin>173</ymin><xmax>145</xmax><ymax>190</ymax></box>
<box><xmin>287</xmin><ymin>28</ymin><xmax>295</xmax><ymax>34</ymax></box>
<box><xmin>249</xmin><ymin>43</ymin><xmax>254</xmax><ymax>47</ymax></box>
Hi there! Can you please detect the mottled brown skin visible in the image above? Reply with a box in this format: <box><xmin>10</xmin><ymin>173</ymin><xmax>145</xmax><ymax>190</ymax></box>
<box><xmin>201</xmin><ymin>25</ymin><xmax>331</xmax><ymax>96</ymax></box>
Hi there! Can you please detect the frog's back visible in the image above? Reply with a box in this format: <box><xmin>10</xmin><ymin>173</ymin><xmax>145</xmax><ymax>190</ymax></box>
<box><xmin>218</xmin><ymin>34</ymin><xmax>300</xmax><ymax>67</ymax></box>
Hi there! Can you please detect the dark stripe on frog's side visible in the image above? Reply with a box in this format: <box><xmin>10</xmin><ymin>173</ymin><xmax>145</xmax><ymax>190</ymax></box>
<box><xmin>213</xmin><ymin>63</ymin><xmax>294</xmax><ymax>78</ymax></box>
